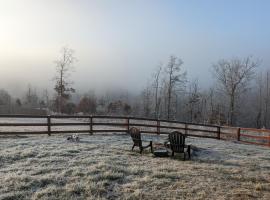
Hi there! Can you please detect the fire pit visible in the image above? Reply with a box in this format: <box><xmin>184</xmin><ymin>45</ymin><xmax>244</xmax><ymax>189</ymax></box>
<box><xmin>153</xmin><ymin>149</ymin><xmax>169</xmax><ymax>157</ymax></box>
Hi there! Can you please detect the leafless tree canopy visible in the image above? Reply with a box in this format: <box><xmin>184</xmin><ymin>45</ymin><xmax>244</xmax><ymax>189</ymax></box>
<box><xmin>152</xmin><ymin>64</ymin><xmax>162</xmax><ymax>118</ymax></box>
<box><xmin>54</xmin><ymin>47</ymin><xmax>77</xmax><ymax>113</ymax></box>
<box><xmin>212</xmin><ymin>56</ymin><xmax>259</xmax><ymax>125</ymax></box>
<box><xmin>165</xmin><ymin>55</ymin><xmax>186</xmax><ymax>120</ymax></box>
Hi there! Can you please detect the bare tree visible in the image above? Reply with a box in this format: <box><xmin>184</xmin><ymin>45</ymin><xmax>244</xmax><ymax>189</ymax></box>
<box><xmin>77</xmin><ymin>94</ymin><xmax>97</xmax><ymax>114</ymax></box>
<box><xmin>41</xmin><ymin>89</ymin><xmax>50</xmax><ymax>108</ymax></box>
<box><xmin>212</xmin><ymin>56</ymin><xmax>259</xmax><ymax>126</ymax></box>
<box><xmin>199</xmin><ymin>91</ymin><xmax>208</xmax><ymax>123</ymax></box>
<box><xmin>255</xmin><ymin>73</ymin><xmax>263</xmax><ymax>128</ymax></box>
<box><xmin>54</xmin><ymin>47</ymin><xmax>77</xmax><ymax>113</ymax></box>
<box><xmin>152</xmin><ymin>64</ymin><xmax>162</xmax><ymax>119</ymax></box>
<box><xmin>141</xmin><ymin>85</ymin><xmax>152</xmax><ymax>117</ymax></box>
<box><xmin>0</xmin><ymin>89</ymin><xmax>11</xmax><ymax>106</ymax></box>
<box><xmin>264</xmin><ymin>71</ymin><xmax>269</xmax><ymax>128</ymax></box>
<box><xmin>165</xmin><ymin>55</ymin><xmax>186</xmax><ymax>120</ymax></box>
<box><xmin>208</xmin><ymin>88</ymin><xmax>215</xmax><ymax>123</ymax></box>
<box><xmin>186</xmin><ymin>80</ymin><xmax>201</xmax><ymax>122</ymax></box>
<box><xmin>255</xmin><ymin>70</ymin><xmax>270</xmax><ymax>128</ymax></box>
<box><xmin>25</xmin><ymin>85</ymin><xmax>39</xmax><ymax>107</ymax></box>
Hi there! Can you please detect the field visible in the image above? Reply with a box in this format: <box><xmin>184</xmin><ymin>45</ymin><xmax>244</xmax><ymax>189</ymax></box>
<box><xmin>0</xmin><ymin>131</ymin><xmax>269</xmax><ymax>200</ymax></box>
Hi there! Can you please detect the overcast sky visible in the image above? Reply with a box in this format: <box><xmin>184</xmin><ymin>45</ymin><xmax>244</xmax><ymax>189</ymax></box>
<box><xmin>0</xmin><ymin>0</ymin><xmax>269</xmax><ymax>97</ymax></box>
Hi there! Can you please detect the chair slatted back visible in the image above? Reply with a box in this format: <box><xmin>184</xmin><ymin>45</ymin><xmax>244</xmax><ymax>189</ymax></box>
<box><xmin>129</xmin><ymin>127</ymin><xmax>142</xmax><ymax>146</ymax></box>
<box><xmin>169</xmin><ymin>131</ymin><xmax>185</xmax><ymax>153</ymax></box>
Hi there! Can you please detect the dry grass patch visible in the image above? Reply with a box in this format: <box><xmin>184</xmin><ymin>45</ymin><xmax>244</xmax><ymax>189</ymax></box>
<box><xmin>0</xmin><ymin>133</ymin><xmax>269</xmax><ymax>200</ymax></box>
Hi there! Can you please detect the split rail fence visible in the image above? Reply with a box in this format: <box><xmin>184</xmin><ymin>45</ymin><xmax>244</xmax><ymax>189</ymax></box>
<box><xmin>0</xmin><ymin>115</ymin><xmax>269</xmax><ymax>147</ymax></box>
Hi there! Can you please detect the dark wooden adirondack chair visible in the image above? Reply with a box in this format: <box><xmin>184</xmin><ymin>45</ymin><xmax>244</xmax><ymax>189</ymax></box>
<box><xmin>129</xmin><ymin>127</ymin><xmax>153</xmax><ymax>154</ymax></box>
<box><xmin>168</xmin><ymin>131</ymin><xmax>191</xmax><ymax>160</ymax></box>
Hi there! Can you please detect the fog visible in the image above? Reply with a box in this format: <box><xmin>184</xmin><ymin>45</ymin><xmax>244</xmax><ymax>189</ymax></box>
<box><xmin>0</xmin><ymin>0</ymin><xmax>270</xmax><ymax>97</ymax></box>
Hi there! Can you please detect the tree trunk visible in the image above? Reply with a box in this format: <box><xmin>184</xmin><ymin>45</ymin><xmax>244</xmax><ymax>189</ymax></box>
<box><xmin>167</xmin><ymin>86</ymin><xmax>171</xmax><ymax>120</ymax></box>
<box><xmin>167</xmin><ymin>68</ymin><xmax>173</xmax><ymax>120</ymax></box>
<box><xmin>229</xmin><ymin>94</ymin><xmax>235</xmax><ymax>126</ymax></box>
<box><xmin>154</xmin><ymin>81</ymin><xmax>159</xmax><ymax>119</ymax></box>
<box><xmin>59</xmin><ymin>69</ymin><xmax>63</xmax><ymax>113</ymax></box>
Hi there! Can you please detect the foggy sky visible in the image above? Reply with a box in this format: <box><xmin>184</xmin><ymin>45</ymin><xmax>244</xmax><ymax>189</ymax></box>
<box><xmin>0</xmin><ymin>0</ymin><xmax>270</xmax><ymax>97</ymax></box>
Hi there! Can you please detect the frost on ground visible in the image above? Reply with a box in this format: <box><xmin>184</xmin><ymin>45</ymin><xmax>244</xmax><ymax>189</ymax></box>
<box><xmin>0</xmin><ymin>132</ymin><xmax>269</xmax><ymax>200</ymax></box>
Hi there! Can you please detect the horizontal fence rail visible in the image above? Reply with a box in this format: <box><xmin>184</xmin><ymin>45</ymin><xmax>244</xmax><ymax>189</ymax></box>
<box><xmin>0</xmin><ymin>115</ymin><xmax>269</xmax><ymax>147</ymax></box>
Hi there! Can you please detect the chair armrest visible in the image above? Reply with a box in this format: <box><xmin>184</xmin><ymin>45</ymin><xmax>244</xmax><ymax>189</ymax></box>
<box><xmin>141</xmin><ymin>140</ymin><xmax>152</xmax><ymax>145</ymax></box>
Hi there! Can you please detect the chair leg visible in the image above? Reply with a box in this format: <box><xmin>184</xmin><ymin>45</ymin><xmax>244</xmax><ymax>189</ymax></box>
<box><xmin>131</xmin><ymin>144</ymin><xmax>135</xmax><ymax>151</ymax></box>
<box><xmin>150</xmin><ymin>141</ymin><xmax>153</xmax><ymax>153</ymax></box>
<box><xmin>171</xmin><ymin>151</ymin><xmax>174</xmax><ymax>157</ymax></box>
<box><xmin>188</xmin><ymin>146</ymin><xmax>191</xmax><ymax>159</ymax></box>
<box><xmin>140</xmin><ymin>147</ymin><xmax>143</xmax><ymax>154</ymax></box>
<box><xmin>183</xmin><ymin>153</ymin><xmax>186</xmax><ymax>161</ymax></box>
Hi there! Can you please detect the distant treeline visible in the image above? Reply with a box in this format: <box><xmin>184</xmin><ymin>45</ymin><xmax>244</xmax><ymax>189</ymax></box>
<box><xmin>0</xmin><ymin>50</ymin><xmax>269</xmax><ymax>129</ymax></box>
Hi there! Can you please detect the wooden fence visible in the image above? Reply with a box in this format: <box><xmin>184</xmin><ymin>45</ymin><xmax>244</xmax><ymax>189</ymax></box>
<box><xmin>0</xmin><ymin>115</ymin><xmax>269</xmax><ymax>147</ymax></box>
<box><xmin>236</xmin><ymin>127</ymin><xmax>270</xmax><ymax>147</ymax></box>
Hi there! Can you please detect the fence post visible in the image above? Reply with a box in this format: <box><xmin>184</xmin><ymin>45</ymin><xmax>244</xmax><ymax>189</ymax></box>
<box><xmin>185</xmin><ymin>123</ymin><xmax>188</xmax><ymax>135</ymax></box>
<box><xmin>126</xmin><ymin>118</ymin><xmax>130</xmax><ymax>133</ymax></box>
<box><xmin>268</xmin><ymin>133</ymin><xmax>270</xmax><ymax>147</ymax></box>
<box><xmin>47</xmin><ymin>115</ymin><xmax>51</xmax><ymax>136</ymax></box>
<box><xmin>237</xmin><ymin>128</ymin><xmax>241</xmax><ymax>141</ymax></box>
<box><xmin>89</xmin><ymin>116</ymin><xmax>93</xmax><ymax>135</ymax></box>
<box><xmin>217</xmin><ymin>126</ymin><xmax>221</xmax><ymax>140</ymax></box>
<box><xmin>157</xmin><ymin>120</ymin><xmax>160</xmax><ymax>135</ymax></box>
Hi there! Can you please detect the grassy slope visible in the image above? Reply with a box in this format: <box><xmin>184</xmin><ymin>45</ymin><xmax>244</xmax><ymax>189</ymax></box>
<box><xmin>0</xmin><ymin>134</ymin><xmax>269</xmax><ymax>200</ymax></box>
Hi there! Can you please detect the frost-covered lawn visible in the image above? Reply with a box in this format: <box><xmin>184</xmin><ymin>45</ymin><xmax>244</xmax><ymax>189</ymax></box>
<box><xmin>0</xmin><ymin>133</ymin><xmax>269</xmax><ymax>200</ymax></box>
